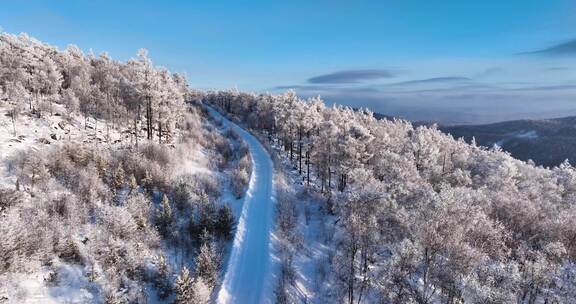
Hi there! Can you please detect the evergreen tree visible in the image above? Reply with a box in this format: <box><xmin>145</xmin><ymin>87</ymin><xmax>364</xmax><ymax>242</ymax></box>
<box><xmin>199</xmin><ymin>199</ymin><xmax>217</xmax><ymax>233</ymax></box>
<box><xmin>172</xmin><ymin>266</ymin><xmax>211</xmax><ymax>304</ymax></box>
<box><xmin>158</xmin><ymin>194</ymin><xmax>172</xmax><ymax>236</ymax></box>
<box><xmin>173</xmin><ymin>266</ymin><xmax>194</xmax><ymax>304</ymax></box>
<box><xmin>142</xmin><ymin>169</ymin><xmax>153</xmax><ymax>193</ymax></box>
<box><xmin>95</xmin><ymin>155</ymin><xmax>107</xmax><ymax>178</ymax></box>
<box><xmin>196</xmin><ymin>242</ymin><xmax>219</xmax><ymax>287</ymax></box>
<box><xmin>128</xmin><ymin>174</ymin><xmax>138</xmax><ymax>194</ymax></box>
<box><xmin>216</xmin><ymin>204</ymin><xmax>235</xmax><ymax>239</ymax></box>
<box><xmin>155</xmin><ymin>255</ymin><xmax>171</xmax><ymax>300</ymax></box>
<box><xmin>190</xmin><ymin>278</ymin><xmax>211</xmax><ymax>304</ymax></box>
<box><xmin>112</xmin><ymin>164</ymin><xmax>125</xmax><ymax>190</ymax></box>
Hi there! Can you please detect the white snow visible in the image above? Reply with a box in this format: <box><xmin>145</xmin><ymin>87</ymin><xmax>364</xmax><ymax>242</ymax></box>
<box><xmin>0</xmin><ymin>104</ymin><xmax>126</xmax><ymax>188</ymax></box>
<box><xmin>0</xmin><ymin>263</ymin><xmax>100</xmax><ymax>304</ymax></box>
<box><xmin>207</xmin><ymin>107</ymin><xmax>277</xmax><ymax>304</ymax></box>
<box><xmin>268</xmin><ymin>141</ymin><xmax>336</xmax><ymax>303</ymax></box>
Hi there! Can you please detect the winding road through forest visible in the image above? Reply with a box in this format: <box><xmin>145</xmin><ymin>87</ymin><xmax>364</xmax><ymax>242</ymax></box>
<box><xmin>207</xmin><ymin>107</ymin><xmax>276</xmax><ymax>304</ymax></box>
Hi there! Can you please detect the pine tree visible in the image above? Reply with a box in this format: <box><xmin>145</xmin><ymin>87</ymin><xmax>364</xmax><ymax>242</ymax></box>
<box><xmin>173</xmin><ymin>266</ymin><xmax>194</xmax><ymax>304</ymax></box>
<box><xmin>216</xmin><ymin>204</ymin><xmax>235</xmax><ymax>239</ymax></box>
<box><xmin>275</xmin><ymin>275</ymin><xmax>289</xmax><ymax>304</ymax></box>
<box><xmin>191</xmin><ymin>278</ymin><xmax>211</xmax><ymax>304</ymax></box>
<box><xmin>199</xmin><ymin>228</ymin><xmax>211</xmax><ymax>245</ymax></box>
<box><xmin>112</xmin><ymin>165</ymin><xmax>125</xmax><ymax>190</ymax></box>
<box><xmin>196</xmin><ymin>242</ymin><xmax>219</xmax><ymax>288</ymax></box>
<box><xmin>155</xmin><ymin>255</ymin><xmax>171</xmax><ymax>300</ymax></box>
<box><xmin>158</xmin><ymin>194</ymin><xmax>172</xmax><ymax>236</ymax></box>
<box><xmin>199</xmin><ymin>199</ymin><xmax>217</xmax><ymax>233</ymax></box>
<box><xmin>94</xmin><ymin>155</ymin><xmax>107</xmax><ymax>178</ymax></box>
<box><xmin>142</xmin><ymin>169</ymin><xmax>153</xmax><ymax>193</ymax></box>
<box><xmin>128</xmin><ymin>174</ymin><xmax>138</xmax><ymax>194</ymax></box>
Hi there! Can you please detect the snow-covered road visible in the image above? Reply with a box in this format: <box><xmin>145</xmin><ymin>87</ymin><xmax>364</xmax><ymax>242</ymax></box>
<box><xmin>207</xmin><ymin>107</ymin><xmax>276</xmax><ymax>304</ymax></box>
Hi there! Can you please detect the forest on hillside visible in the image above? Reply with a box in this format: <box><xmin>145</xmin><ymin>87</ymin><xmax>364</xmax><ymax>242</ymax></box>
<box><xmin>0</xmin><ymin>32</ymin><xmax>251</xmax><ymax>303</ymax></box>
<box><xmin>205</xmin><ymin>90</ymin><xmax>576</xmax><ymax>303</ymax></box>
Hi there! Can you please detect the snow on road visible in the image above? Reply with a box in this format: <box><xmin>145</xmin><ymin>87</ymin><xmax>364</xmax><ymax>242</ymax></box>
<box><xmin>207</xmin><ymin>107</ymin><xmax>276</xmax><ymax>304</ymax></box>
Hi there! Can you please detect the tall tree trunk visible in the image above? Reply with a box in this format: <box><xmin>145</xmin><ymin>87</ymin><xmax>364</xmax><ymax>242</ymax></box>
<box><xmin>306</xmin><ymin>150</ymin><xmax>310</xmax><ymax>185</ymax></box>
<box><xmin>357</xmin><ymin>246</ymin><xmax>370</xmax><ymax>304</ymax></box>
<box><xmin>321</xmin><ymin>167</ymin><xmax>325</xmax><ymax>193</ymax></box>
<box><xmin>34</xmin><ymin>90</ymin><xmax>38</xmax><ymax>115</ymax></box>
<box><xmin>298</xmin><ymin>127</ymin><xmax>303</xmax><ymax>174</ymax></box>
<box><xmin>290</xmin><ymin>141</ymin><xmax>293</xmax><ymax>161</ymax></box>
<box><xmin>348</xmin><ymin>246</ymin><xmax>357</xmax><ymax>304</ymax></box>
<box><xmin>138</xmin><ymin>103</ymin><xmax>141</xmax><ymax>121</ymax></box>
<box><xmin>11</xmin><ymin>111</ymin><xmax>16</xmax><ymax>137</ymax></box>
<box><xmin>133</xmin><ymin>117</ymin><xmax>139</xmax><ymax>147</ymax></box>
<box><xmin>339</xmin><ymin>174</ymin><xmax>347</xmax><ymax>192</ymax></box>
<box><xmin>28</xmin><ymin>82</ymin><xmax>32</xmax><ymax>111</ymax></box>
<box><xmin>422</xmin><ymin>247</ymin><xmax>432</xmax><ymax>303</ymax></box>
<box><xmin>158</xmin><ymin>119</ymin><xmax>162</xmax><ymax>144</ymax></box>
<box><xmin>146</xmin><ymin>97</ymin><xmax>152</xmax><ymax>140</ymax></box>
<box><xmin>328</xmin><ymin>157</ymin><xmax>332</xmax><ymax>190</ymax></box>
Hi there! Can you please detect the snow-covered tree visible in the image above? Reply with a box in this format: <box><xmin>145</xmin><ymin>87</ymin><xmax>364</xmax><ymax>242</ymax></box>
<box><xmin>173</xmin><ymin>266</ymin><xmax>194</xmax><ymax>304</ymax></box>
<box><xmin>196</xmin><ymin>242</ymin><xmax>219</xmax><ymax>288</ymax></box>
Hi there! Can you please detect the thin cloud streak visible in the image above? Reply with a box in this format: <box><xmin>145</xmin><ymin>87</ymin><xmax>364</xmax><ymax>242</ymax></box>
<box><xmin>522</xmin><ymin>39</ymin><xmax>576</xmax><ymax>56</ymax></box>
<box><xmin>307</xmin><ymin>69</ymin><xmax>399</xmax><ymax>84</ymax></box>
<box><xmin>387</xmin><ymin>77</ymin><xmax>471</xmax><ymax>86</ymax></box>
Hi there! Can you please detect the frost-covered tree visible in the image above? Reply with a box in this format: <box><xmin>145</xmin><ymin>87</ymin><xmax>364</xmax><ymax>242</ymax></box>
<box><xmin>112</xmin><ymin>164</ymin><xmax>125</xmax><ymax>190</ymax></box>
<box><xmin>5</xmin><ymin>81</ymin><xmax>27</xmax><ymax>136</ymax></box>
<box><xmin>173</xmin><ymin>266</ymin><xmax>194</xmax><ymax>304</ymax></box>
<box><xmin>154</xmin><ymin>255</ymin><xmax>171</xmax><ymax>300</ymax></box>
<box><xmin>157</xmin><ymin>194</ymin><xmax>173</xmax><ymax>236</ymax></box>
<box><xmin>196</xmin><ymin>242</ymin><xmax>219</xmax><ymax>288</ymax></box>
<box><xmin>0</xmin><ymin>32</ymin><xmax>190</xmax><ymax>146</ymax></box>
<box><xmin>173</xmin><ymin>266</ymin><xmax>210</xmax><ymax>304</ymax></box>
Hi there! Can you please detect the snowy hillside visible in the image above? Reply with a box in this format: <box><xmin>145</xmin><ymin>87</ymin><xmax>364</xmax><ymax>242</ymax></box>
<box><xmin>205</xmin><ymin>90</ymin><xmax>576</xmax><ymax>304</ymax></box>
<box><xmin>0</xmin><ymin>32</ymin><xmax>248</xmax><ymax>303</ymax></box>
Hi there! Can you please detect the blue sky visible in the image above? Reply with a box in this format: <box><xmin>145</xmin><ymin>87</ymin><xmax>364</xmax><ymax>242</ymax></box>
<box><xmin>1</xmin><ymin>0</ymin><xmax>576</xmax><ymax>123</ymax></box>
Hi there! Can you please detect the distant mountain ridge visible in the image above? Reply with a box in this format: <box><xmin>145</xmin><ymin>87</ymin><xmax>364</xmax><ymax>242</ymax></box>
<box><xmin>369</xmin><ymin>110</ymin><xmax>576</xmax><ymax>168</ymax></box>
<box><xmin>440</xmin><ymin>117</ymin><xmax>576</xmax><ymax>168</ymax></box>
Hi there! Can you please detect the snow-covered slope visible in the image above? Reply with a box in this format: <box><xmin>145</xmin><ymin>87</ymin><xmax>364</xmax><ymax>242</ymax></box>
<box><xmin>0</xmin><ymin>103</ymin><xmax>215</xmax><ymax>303</ymax></box>
<box><xmin>207</xmin><ymin>107</ymin><xmax>276</xmax><ymax>304</ymax></box>
<box><xmin>0</xmin><ymin>104</ymin><xmax>126</xmax><ymax>187</ymax></box>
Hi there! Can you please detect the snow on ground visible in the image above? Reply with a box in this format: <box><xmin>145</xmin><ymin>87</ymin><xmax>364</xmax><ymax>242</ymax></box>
<box><xmin>172</xmin><ymin>147</ymin><xmax>211</xmax><ymax>177</ymax></box>
<box><xmin>206</xmin><ymin>107</ymin><xmax>278</xmax><ymax>304</ymax></box>
<box><xmin>0</xmin><ymin>103</ymin><xmax>127</xmax><ymax>188</ymax></box>
<box><xmin>1</xmin><ymin>262</ymin><xmax>101</xmax><ymax>304</ymax></box>
<box><xmin>290</xmin><ymin>196</ymin><xmax>335</xmax><ymax>302</ymax></box>
<box><xmin>269</xmin><ymin>144</ymin><xmax>336</xmax><ymax>303</ymax></box>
